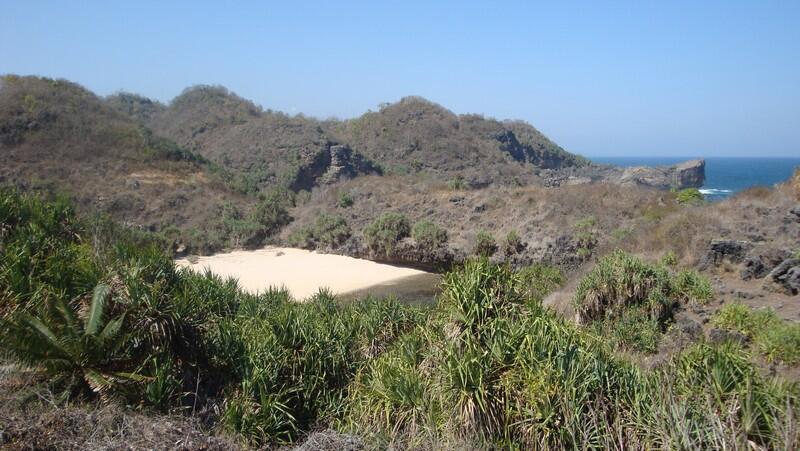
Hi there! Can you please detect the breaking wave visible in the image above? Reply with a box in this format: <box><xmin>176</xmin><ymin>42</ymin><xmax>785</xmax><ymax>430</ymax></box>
<box><xmin>699</xmin><ymin>188</ymin><xmax>733</xmax><ymax>195</ymax></box>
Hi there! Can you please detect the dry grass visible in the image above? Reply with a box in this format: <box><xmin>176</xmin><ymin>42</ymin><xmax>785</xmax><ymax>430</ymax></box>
<box><xmin>0</xmin><ymin>366</ymin><xmax>242</xmax><ymax>451</ymax></box>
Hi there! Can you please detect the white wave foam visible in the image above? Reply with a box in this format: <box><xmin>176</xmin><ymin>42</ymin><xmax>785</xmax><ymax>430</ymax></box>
<box><xmin>699</xmin><ymin>188</ymin><xmax>733</xmax><ymax>195</ymax></box>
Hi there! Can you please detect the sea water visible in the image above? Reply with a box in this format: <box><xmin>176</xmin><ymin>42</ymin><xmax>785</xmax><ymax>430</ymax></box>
<box><xmin>593</xmin><ymin>157</ymin><xmax>800</xmax><ymax>200</ymax></box>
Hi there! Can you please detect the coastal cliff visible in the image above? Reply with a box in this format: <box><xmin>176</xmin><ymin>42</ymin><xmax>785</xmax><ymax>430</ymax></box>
<box><xmin>541</xmin><ymin>158</ymin><xmax>706</xmax><ymax>190</ymax></box>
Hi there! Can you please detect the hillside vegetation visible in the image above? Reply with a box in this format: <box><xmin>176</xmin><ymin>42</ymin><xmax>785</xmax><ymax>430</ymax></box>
<box><xmin>110</xmin><ymin>87</ymin><xmax>588</xmax><ymax>193</ymax></box>
<box><xmin>0</xmin><ymin>75</ymin><xmax>255</xmax><ymax>254</ymax></box>
<box><xmin>1</xmin><ymin>189</ymin><xmax>798</xmax><ymax>449</ymax></box>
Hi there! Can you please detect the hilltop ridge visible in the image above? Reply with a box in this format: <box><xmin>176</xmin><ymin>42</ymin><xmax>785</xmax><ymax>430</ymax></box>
<box><xmin>0</xmin><ymin>76</ymin><xmax>248</xmax><ymax>236</ymax></box>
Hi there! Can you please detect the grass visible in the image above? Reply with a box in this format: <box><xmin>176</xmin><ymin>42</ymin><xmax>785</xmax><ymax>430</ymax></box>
<box><xmin>447</xmin><ymin>175</ymin><xmax>467</xmax><ymax>190</ymax></box>
<box><xmin>712</xmin><ymin>303</ymin><xmax>800</xmax><ymax>364</ymax></box>
<box><xmin>1</xmin><ymin>189</ymin><xmax>798</xmax><ymax>449</ymax></box>
<box><xmin>516</xmin><ymin>263</ymin><xmax>564</xmax><ymax>303</ymax></box>
<box><xmin>472</xmin><ymin>230</ymin><xmax>497</xmax><ymax>257</ymax></box>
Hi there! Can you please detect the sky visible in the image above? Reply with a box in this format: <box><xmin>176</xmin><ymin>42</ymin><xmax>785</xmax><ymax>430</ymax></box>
<box><xmin>1</xmin><ymin>1</ymin><xmax>798</xmax><ymax>157</ymax></box>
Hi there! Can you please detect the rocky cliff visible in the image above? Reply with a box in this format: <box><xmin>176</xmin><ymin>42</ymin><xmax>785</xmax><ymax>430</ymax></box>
<box><xmin>541</xmin><ymin>158</ymin><xmax>706</xmax><ymax>190</ymax></box>
<box><xmin>616</xmin><ymin>159</ymin><xmax>705</xmax><ymax>189</ymax></box>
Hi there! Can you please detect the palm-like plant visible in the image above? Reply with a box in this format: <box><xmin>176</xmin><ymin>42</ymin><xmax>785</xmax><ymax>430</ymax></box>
<box><xmin>2</xmin><ymin>283</ymin><xmax>144</xmax><ymax>397</ymax></box>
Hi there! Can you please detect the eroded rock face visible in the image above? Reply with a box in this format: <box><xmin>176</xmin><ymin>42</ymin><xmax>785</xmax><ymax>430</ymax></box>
<box><xmin>540</xmin><ymin>159</ymin><xmax>706</xmax><ymax>190</ymax></box>
<box><xmin>291</xmin><ymin>143</ymin><xmax>381</xmax><ymax>191</ymax></box>
<box><xmin>617</xmin><ymin>159</ymin><xmax>705</xmax><ymax>189</ymax></box>
<box><xmin>673</xmin><ymin>159</ymin><xmax>706</xmax><ymax>188</ymax></box>
<box><xmin>319</xmin><ymin>145</ymin><xmax>381</xmax><ymax>185</ymax></box>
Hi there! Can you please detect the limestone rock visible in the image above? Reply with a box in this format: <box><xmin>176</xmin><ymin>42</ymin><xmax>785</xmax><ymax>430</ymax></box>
<box><xmin>617</xmin><ymin>159</ymin><xmax>705</xmax><ymax>190</ymax></box>
<box><xmin>701</xmin><ymin>239</ymin><xmax>752</xmax><ymax>268</ymax></box>
<box><xmin>765</xmin><ymin>258</ymin><xmax>800</xmax><ymax>295</ymax></box>
<box><xmin>741</xmin><ymin>248</ymin><xmax>792</xmax><ymax>280</ymax></box>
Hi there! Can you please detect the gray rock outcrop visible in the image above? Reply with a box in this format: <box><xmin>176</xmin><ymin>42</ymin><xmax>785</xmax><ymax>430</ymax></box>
<box><xmin>765</xmin><ymin>258</ymin><xmax>800</xmax><ymax>295</ymax></box>
<box><xmin>540</xmin><ymin>158</ymin><xmax>706</xmax><ymax>190</ymax></box>
<box><xmin>291</xmin><ymin>143</ymin><xmax>381</xmax><ymax>191</ymax></box>
<box><xmin>616</xmin><ymin>159</ymin><xmax>705</xmax><ymax>189</ymax></box>
<box><xmin>741</xmin><ymin>248</ymin><xmax>792</xmax><ymax>280</ymax></box>
<box><xmin>701</xmin><ymin>239</ymin><xmax>753</xmax><ymax>268</ymax></box>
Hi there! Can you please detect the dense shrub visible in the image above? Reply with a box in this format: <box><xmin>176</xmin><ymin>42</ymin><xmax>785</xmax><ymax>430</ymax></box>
<box><xmin>363</xmin><ymin>212</ymin><xmax>410</xmax><ymax>256</ymax></box>
<box><xmin>249</xmin><ymin>188</ymin><xmax>293</xmax><ymax>236</ymax></box>
<box><xmin>712</xmin><ymin>303</ymin><xmax>800</xmax><ymax>364</ymax></box>
<box><xmin>574</xmin><ymin>250</ymin><xmax>713</xmax><ymax>351</ymax></box>
<box><xmin>344</xmin><ymin>258</ymin><xmax>797</xmax><ymax>449</ymax></box>
<box><xmin>472</xmin><ymin>230</ymin><xmax>497</xmax><ymax>257</ymax></box>
<box><xmin>676</xmin><ymin>187</ymin><xmax>704</xmax><ymax>205</ymax></box>
<box><xmin>337</xmin><ymin>191</ymin><xmax>354</xmax><ymax>208</ymax></box>
<box><xmin>289</xmin><ymin>213</ymin><xmax>351</xmax><ymax>250</ymax></box>
<box><xmin>411</xmin><ymin>220</ymin><xmax>448</xmax><ymax>252</ymax></box>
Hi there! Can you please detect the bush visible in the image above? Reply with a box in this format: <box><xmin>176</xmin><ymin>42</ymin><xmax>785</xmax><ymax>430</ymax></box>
<box><xmin>574</xmin><ymin>250</ymin><xmax>714</xmax><ymax>352</ymax></box>
<box><xmin>676</xmin><ymin>188</ymin><xmax>704</xmax><ymax>205</ymax></box>
<box><xmin>660</xmin><ymin>250</ymin><xmax>678</xmax><ymax>266</ymax></box>
<box><xmin>250</xmin><ymin>188</ymin><xmax>293</xmax><ymax>236</ymax></box>
<box><xmin>472</xmin><ymin>231</ymin><xmax>497</xmax><ymax>257</ymax></box>
<box><xmin>289</xmin><ymin>213</ymin><xmax>350</xmax><ymax>250</ymax></box>
<box><xmin>337</xmin><ymin>191</ymin><xmax>354</xmax><ymax>208</ymax></box>
<box><xmin>711</xmin><ymin>303</ymin><xmax>800</xmax><ymax>364</ymax></box>
<box><xmin>346</xmin><ymin>258</ymin><xmax>797</xmax><ymax>449</ymax></box>
<box><xmin>573</xmin><ymin>216</ymin><xmax>597</xmax><ymax>253</ymax></box>
<box><xmin>363</xmin><ymin>212</ymin><xmax>410</xmax><ymax>257</ymax></box>
<box><xmin>502</xmin><ymin>230</ymin><xmax>524</xmax><ymax>256</ymax></box>
<box><xmin>447</xmin><ymin>175</ymin><xmax>466</xmax><ymax>190</ymax></box>
<box><xmin>411</xmin><ymin>220</ymin><xmax>447</xmax><ymax>252</ymax></box>
<box><xmin>673</xmin><ymin>269</ymin><xmax>713</xmax><ymax>305</ymax></box>
<box><xmin>574</xmin><ymin>250</ymin><xmax>675</xmax><ymax>325</ymax></box>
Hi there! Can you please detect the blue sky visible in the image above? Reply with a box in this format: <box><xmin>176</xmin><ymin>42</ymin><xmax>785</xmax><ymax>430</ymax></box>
<box><xmin>1</xmin><ymin>1</ymin><xmax>798</xmax><ymax>157</ymax></box>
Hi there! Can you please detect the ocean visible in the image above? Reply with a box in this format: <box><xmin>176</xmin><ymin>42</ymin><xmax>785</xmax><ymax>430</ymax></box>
<box><xmin>592</xmin><ymin>157</ymin><xmax>800</xmax><ymax>201</ymax></box>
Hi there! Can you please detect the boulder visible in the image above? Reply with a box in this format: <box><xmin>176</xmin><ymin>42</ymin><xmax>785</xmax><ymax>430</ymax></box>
<box><xmin>701</xmin><ymin>239</ymin><xmax>752</xmax><ymax>268</ymax></box>
<box><xmin>674</xmin><ymin>316</ymin><xmax>703</xmax><ymax>341</ymax></box>
<box><xmin>708</xmin><ymin>328</ymin><xmax>749</xmax><ymax>346</ymax></box>
<box><xmin>740</xmin><ymin>248</ymin><xmax>792</xmax><ymax>280</ymax></box>
<box><xmin>765</xmin><ymin>258</ymin><xmax>800</xmax><ymax>295</ymax></box>
<box><xmin>292</xmin><ymin>144</ymin><xmax>381</xmax><ymax>191</ymax></box>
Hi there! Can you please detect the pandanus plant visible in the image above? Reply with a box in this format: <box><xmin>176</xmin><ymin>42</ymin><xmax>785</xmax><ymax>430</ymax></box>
<box><xmin>2</xmin><ymin>283</ymin><xmax>145</xmax><ymax>397</ymax></box>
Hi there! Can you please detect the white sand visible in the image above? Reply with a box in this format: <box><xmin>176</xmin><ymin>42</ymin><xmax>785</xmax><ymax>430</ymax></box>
<box><xmin>176</xmin><ymin>247</ymin><xmax>430</xmax><ymax>300</ymax></box>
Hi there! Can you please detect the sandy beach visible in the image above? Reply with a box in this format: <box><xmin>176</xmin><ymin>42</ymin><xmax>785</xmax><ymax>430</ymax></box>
<box><xmin>176</xmin><ymin>247</ymin><xmax>437</xmax><ymax>300</ymax></box>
